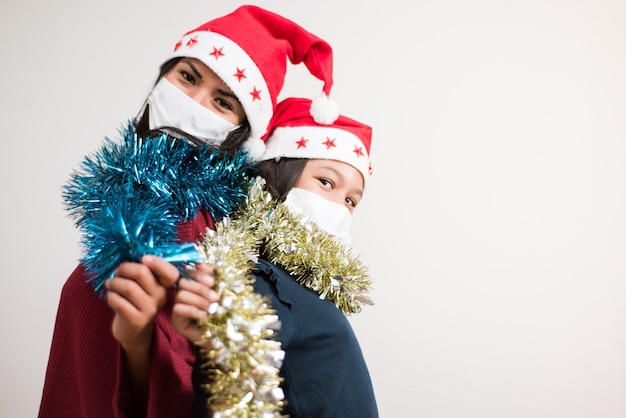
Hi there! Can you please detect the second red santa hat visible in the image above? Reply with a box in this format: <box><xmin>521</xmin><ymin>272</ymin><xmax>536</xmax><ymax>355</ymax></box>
<box><xmin>261</xmin><ymin>97</ymin><xmax>373</xmax><ymax>184</ymax></box>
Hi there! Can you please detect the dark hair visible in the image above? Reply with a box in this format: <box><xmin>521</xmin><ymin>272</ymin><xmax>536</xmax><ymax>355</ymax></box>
<box><xmin>255</xmin><ymin>158</ymin><xmax>308</xmax><ymax>201</ymax></box>
<box><xmin>136</xmin><ymin>58</ymin><xmax>251</xmax><ymax>156</ymax></box>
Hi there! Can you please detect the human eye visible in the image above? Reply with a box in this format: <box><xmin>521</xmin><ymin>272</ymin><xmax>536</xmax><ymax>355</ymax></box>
<box><xmin>318</xmin><ymin>178</ymin><xmax>333</xmax><ymax>189</ymax></box>
<box><xmin>215</xmin><ymin>97</ymin><xmax>234</xmax><ymax>111</ymax></box>
<box><xmin>178</xmin><ymin>69</ymin><xmax>196</xmax><ymax>85</ymax></box>
<box><xmin>346</xmin><ymin>197</ymin><xmax>356</xmax><ymax>208</ymax></box>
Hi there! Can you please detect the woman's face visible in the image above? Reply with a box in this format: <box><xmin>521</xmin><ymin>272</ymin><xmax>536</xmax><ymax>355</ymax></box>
<box><xmin>165</xmin><ymin>58</ymin><xmax>246</xmax><ymax>125</ymax></box>
<box><xmin>295</xmin><ymin>159</ymin><xmax>364</xmax><ymax>213</ymax></box>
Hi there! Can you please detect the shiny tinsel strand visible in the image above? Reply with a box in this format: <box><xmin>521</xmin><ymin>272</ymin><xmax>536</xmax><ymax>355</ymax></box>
<box><xmin>230</xmin><ymin>177</ymin><xmax>373</xmax><ymax>315</ymax></box>
<box><xmin>196</xmin><ymin>219</ymin><xmax>286</xmax><ymax>417</ymax></box>
<box><xmin>192</xmin><ymin>177</ymin><xmax>374</xmax><ymax>416</ymax></box>
<box><xmin>62</xmin><ymin>120</ymin><xmax>254</xmax><ymax>292</ymax></box>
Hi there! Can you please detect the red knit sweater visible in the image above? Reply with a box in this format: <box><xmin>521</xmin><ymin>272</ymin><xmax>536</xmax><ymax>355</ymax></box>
<box><xmin>39</xmin><ymin>210</ymin><xmax>215</xmax><ymax>418</ymax></box>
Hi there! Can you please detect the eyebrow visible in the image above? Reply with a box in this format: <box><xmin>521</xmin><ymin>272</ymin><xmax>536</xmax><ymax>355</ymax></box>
<box><xmin>216</xmin><ymin>88</ymin><xmax>241</xmax><ymax>104</ymax></box>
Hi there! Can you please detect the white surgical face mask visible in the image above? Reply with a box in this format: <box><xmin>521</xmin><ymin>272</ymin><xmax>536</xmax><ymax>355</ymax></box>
<box><xmin>146</xmin><ymin>78</ymin><xmax>239</xmax><ymax>145</ymax></box>
<box><xmin>284</xmin><ymin>188</ymin><xmax>353</xmax><ymax>244</ymax></box>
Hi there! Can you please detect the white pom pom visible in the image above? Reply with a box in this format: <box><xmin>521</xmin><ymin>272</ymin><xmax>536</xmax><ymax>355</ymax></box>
<box><xmin>310</xmin><ymin>93</ymin><xmax>339</xmax><ymax>125</ymax></box>
<box><xmin>243</xmin><ymin>137</ymin><xmax>266</xmax><ymax>162</ymax></box>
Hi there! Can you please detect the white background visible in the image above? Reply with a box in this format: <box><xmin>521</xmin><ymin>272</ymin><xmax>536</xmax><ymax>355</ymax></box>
<box><xmin>2</xmin><ymin>1</ymin><xmax>626</xmax><ymax>417</ymax></box>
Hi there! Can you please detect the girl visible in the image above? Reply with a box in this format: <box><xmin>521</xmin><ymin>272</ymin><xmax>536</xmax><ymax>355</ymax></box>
<box><xmin>173</xmin><ymin>97</ymin><xmax>378</xmax><ymax>417</ymax></box>
<box><xmin>39</xmin><ymin>7</ymin><xmax>337</xmax><ymax>418</ymax></box>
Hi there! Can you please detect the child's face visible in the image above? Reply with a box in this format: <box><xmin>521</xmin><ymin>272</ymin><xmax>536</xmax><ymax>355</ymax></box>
<box><xmin>165</xmin><ymin>58</ymin><xmax>246</xmax><ymax>125</ymax></box>
<box><xmin>295</xmin><ymin>159</ymin><xmax>364</xmax><ymax>213</ymax></box>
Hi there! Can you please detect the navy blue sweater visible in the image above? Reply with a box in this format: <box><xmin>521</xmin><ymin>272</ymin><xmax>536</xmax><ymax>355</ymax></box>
<box><xmin>193</xmin><ymin>258</ymin><xmax>378</xmax><ymax>417</ymax></box>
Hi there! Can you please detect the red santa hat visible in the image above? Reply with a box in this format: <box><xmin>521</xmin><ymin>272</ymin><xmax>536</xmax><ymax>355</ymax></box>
<box><xmin>165</xmin><ymin>5</ymin><xmax>337</xmax><ymax>161</ymax></box>
<box><xmin>261</xmin><ymin>97</ymin><xmax>373</xmax><ymax>184</ymax></box>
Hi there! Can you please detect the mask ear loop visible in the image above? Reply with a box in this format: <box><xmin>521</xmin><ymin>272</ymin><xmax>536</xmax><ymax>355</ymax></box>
<box><xmin>136</xmin><ymin>100</ymin><xmax>149</xmax><ymax>122</ymax></box>
<box><xmin>136</xmin><ymin>81</ymin><xmax>159</xmax><ymax>122</ymax></box>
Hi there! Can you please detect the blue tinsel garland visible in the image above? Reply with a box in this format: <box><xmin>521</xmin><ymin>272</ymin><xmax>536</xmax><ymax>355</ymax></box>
<box><xmin>62</xmin><ymin>120</ymin><xmax>254</xmax><ymax>294</ymax></box>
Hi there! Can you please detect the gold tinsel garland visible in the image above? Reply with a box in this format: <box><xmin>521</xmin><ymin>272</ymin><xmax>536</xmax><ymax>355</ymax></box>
<box><xmin>195</xmin><ymin>216</ymin><xmax>286</xmax><ymax>417</ymax></box>
<box><xmin>194</xmin><ymin>177</ymin><xmax>373</xmax><ymax>417</ymax></box>
<box><xmin>234</xmin><ymin>177</ymin><xmax>374</xmax><ymax>314</ymax></box>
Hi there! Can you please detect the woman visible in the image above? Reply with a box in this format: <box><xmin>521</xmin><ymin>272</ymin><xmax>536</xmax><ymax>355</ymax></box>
<box><xmin>39</xmin><ymin>6</ymin><xmax>337</xmax><ymax>418</ymax></box>
<box><xmin>173</xmin><ymin>97</ymin><xmax>378</xmax><ymax>417</ymax></box>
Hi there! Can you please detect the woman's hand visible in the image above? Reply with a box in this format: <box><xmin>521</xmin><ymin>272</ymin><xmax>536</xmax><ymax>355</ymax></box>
<box><xmin>105</xmin><ymin>255</ymin><xmax>181</xmax><ymax>406</ymax></box>
<box><xmin>106</xmin><ymin>255</ymin><xmax>179</xmax><ymax>352</ymax></box>
<box><xmin>172</xmin><ymin>263</ymin><xmax>220</xmax><ymax>345</ymax></box>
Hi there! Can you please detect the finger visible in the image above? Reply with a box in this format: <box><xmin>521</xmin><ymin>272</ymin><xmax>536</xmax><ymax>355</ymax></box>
<box><xmin>105</xmin><ymin>277</ymin><xmax>157</xmax><ymax>319</ymax></box>
<box><xmin>106</xmin><ymin>285</ymin><xmax>139</xmax><ymax>316</ymax></box>
<box><xmin>141</xmin><ymin>255</ymin><xmax>180</xmax><ymax>288</ymax></box>
<box><xmin>177</xmin><ymin>278</ymin><xmax>220</xmax><ymax>304</ymax></box>
<box><xmin>171</xmin><ymin>303</ymin><xmax>208</xmax><ymax>344</ymax></box>
<box><xmin>114</xmin><ymin>262</ymin><xmax>162</xmax><ymax>296</ymax></box>
<box><xmin>193</xmin><ymin>263</ymin><xmax>217</xmax><ymax>287</ymax></box>
<box><xmin>106</xmin><ymin>275</ymin><xmax>150</xmax><ymax>304</ymax></box>
<box><xmin>172</xmin><ymin>297</ymin><xmax>209</xmax><ymax>322</ymax></box>
<box><xmin>106</xmin><ymin>292</ymin><xmax>151</xmax><ymax>330</ymax></box>
<box><xmin>177</xmin><ymin>263</ymin><xmax>216</xmax><ymax>285</ymax></box>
